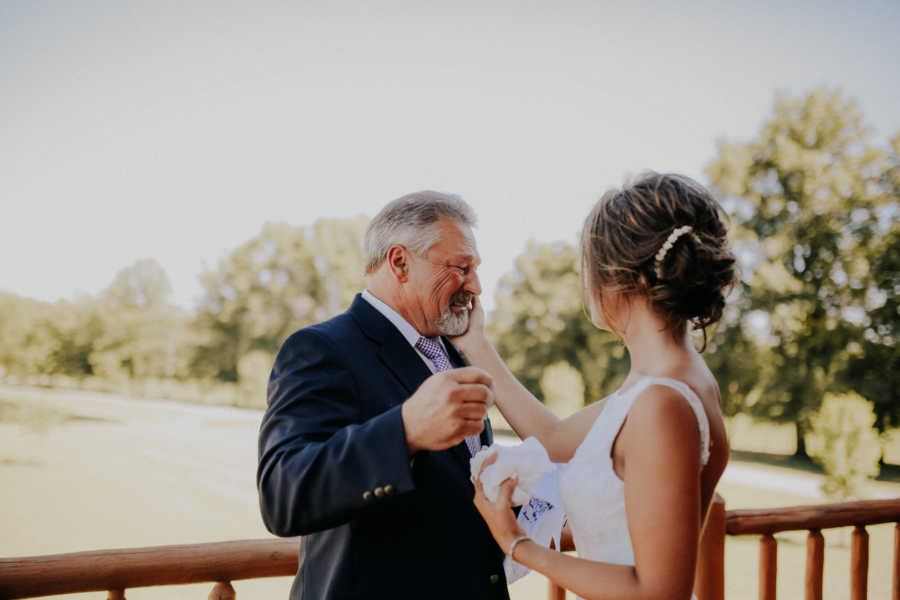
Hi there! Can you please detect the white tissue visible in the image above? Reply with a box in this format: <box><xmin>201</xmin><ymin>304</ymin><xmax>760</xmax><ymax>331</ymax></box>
<box><xmin>470</xmin><ymin>437</ymin><xmax>554</xmax><ymax>506</ymax></box>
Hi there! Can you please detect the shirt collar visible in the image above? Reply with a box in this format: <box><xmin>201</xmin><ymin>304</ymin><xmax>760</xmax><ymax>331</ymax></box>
<box><xmin>361</xmin><ymin>289</ymin><xmax>425</xmax><ymax>348</ymax></box>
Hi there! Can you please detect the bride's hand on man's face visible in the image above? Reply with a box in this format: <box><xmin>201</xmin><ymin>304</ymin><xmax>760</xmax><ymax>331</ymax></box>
<box><xmin>471</xmin><ymin>450</ymin><xmax>525</xmax><ymax>553</ymax></box>
<box><xmin>451</xmin><ymin>296</ymin><xmax>487</xmax><ymax>351</ymax></box>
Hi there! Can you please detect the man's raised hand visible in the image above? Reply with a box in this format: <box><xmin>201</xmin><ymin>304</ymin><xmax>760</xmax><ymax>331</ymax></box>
<box><xmin>401</xmin><ymin>367</ymin><xmax>494</xmax><ymax>454</ymax></box>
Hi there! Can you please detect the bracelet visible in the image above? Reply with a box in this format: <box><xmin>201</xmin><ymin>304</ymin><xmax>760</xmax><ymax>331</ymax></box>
<box><xmin>508</xmin><ymin>535</ymin><xmax>530</xmax><ymax>561</ymax></box>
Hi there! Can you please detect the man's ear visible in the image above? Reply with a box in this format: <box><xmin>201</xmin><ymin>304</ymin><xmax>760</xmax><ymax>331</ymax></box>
<box><xmin>386</xmin><ymin>245</ymin><xmax>409</xmax><ymax>283</ymax></box>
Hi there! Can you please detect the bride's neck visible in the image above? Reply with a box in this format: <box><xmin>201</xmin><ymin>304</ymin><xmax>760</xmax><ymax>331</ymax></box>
<box><xmin>620</xmin><ymin>302</ymin><xmax>694</xmax><ymax>376</ymax></box>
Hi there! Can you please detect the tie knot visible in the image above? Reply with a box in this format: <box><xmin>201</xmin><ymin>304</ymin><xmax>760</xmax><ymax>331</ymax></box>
<box><xmin>415</xmin><ymin>336</ymin><xmax>443</xmax><ymax>360</ymax></box>
<box><xmin>415</xmin><ymin>336</ymin><xmax>452</xmax><ymax>372</ymax></box>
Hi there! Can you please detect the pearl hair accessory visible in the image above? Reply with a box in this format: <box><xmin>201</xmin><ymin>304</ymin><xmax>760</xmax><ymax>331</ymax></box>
<box><xmin>654</xmin><ymin>225</ymin><xmax>694</xmax><ymax>279</ymax></box>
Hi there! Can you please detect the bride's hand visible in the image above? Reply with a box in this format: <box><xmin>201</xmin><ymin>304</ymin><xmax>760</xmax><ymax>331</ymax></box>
<box><xmin>472</xmin><ymin>452</ymin><xmax>526</xmax><ymax>554</ymax></box>
<box><xmin>451</xmin><ymin>296</ymin><xmax>488</xmax><ymax>355</ymax></box>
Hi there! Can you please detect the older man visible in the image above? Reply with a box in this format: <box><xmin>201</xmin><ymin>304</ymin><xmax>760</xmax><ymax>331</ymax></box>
<box><xmin>257</xmin><ymin>191</ymin><xmax>510</xmax><ymax>599</ymax></box>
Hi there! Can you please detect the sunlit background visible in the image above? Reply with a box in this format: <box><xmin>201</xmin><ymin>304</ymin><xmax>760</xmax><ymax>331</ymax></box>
<box><xmin>3</xmin><ymin>0</ymin><xmax>899</xmax><ymax>310</ymax></box>
<box><xmin>2</xmin><ymin>2</ymin><xmax>899</xmax><ymax>599</ymax></box>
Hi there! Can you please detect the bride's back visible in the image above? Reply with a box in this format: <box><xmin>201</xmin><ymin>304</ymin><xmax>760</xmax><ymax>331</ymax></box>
<box><xmin>655</xmin><ymin>359</ymin><xmax>729</xmax><ymax>521</ymax></box>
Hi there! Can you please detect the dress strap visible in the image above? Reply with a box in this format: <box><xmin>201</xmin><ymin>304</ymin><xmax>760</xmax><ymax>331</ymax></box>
<box><xmin>632</xmin><ymin>376</ymin><xmax>712</xmax><ymax>467</ymax></box>
<box><xmin>597</xmin><ymin>377</ymin><xmax>660</xmax><ymax>456</ymax></box>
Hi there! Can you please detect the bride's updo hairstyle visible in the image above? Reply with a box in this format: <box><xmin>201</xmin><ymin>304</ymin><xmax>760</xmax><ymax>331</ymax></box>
<box><xmin>581</xmin><ymin>172</ymin><xmax>736</xmax><ymax>349</ymax></box>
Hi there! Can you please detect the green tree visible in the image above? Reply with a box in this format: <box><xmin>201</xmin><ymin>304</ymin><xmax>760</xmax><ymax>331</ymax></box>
<box><xmin>91</xmin><ymin>259</ymin><xmax>193</xmax><ymax>380</ymax></box>
<box><xmin>0</xmin><ymin>293</ymin><xmax>57</xmax><ymax>376</ymax></box>
<box><xmin>706</xmin><ymin>87</ymin><xmax>897</xmax><ymax>454</ymax></box>
<box><xmin>488</xmin><ymin>241</ymin><xmax>629</xmax><ymax>406</ymax></box>
<box><xmin>192</xmin><ymin>216</ymin><xmax>368</xmax><ymax>381</ymax></box>
<box><xmin>103</xmin><ymin>258</ymin><xmax>172</xmax><ymax>309</ymax></box>
<box><xmin>807</xmin><ymin>392</ymin><xmax>882</xmax><ymax>500</ymax></box>
<box><xmin>702</xmin><ymin>301</ymin><xmax>775</xmax><ymax>420</ymax></box>
<box><xmin>42</xmin><ymin>298</ymin><xmax>106</xmax><ymax>377</ymax></box>
<box><xmin>540</xmin><ymin>360</ymin><xmax>585</xmax><ymax>417</ymax></box>
<box><xmin>238</xmin><ymin>349</ymin><xmax>276</xmax><ymax>399</ymax></box>
<box><xmin>840</xmin><ymin>133</ymin><xmax>900</xmax><ymax>433</ymax></box>
<box><xmin>89</xmin><ymin>305</ymin><xmax>193</xmax><ymax>381</ymax></box>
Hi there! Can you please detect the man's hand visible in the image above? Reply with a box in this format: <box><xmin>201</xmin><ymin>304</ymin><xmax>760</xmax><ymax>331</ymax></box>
<box><xmin>402</xmin><ymin>366</ymin><xmax>494</xmax><ymax>454</ymax></box>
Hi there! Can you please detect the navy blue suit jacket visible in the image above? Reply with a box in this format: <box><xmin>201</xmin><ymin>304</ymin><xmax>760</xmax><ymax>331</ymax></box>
<box><xmin>257</xmin><ymin>294</ymin><xmax>510</xmax><ymax>599</ymax></box>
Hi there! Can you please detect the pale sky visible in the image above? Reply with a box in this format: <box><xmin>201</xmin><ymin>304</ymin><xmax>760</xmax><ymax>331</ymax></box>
<box><xmin>2</xmin><ymin>0</ymin><xmax>899</xmax><ymax>312</ymax></box>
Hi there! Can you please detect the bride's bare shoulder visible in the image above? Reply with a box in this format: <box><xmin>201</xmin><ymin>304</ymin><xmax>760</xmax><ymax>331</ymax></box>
<box><xmin>609</xmin><ymin>386</ymin><xmax>706</xmax><ymax>486</ymax></box>
<box><xmin>627</xmin><ymin>384</ymin><xmax>703</xmax><ymax>432</ymax></box>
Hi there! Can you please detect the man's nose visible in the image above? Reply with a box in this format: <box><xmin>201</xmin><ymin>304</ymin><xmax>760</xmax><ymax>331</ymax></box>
<box><xmin>465</xmin><ymin>271</ymin><xmax>482</xmax><ymax>296</ymax></box>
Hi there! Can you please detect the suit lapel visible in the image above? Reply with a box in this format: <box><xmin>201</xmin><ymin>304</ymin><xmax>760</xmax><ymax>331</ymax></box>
<box><xmin>350</xmin><ymin>294</ymin><xmax>432</xmax><ymax>401</ymax></box>
<box><xmin>375</xmin><ymin>331</ymin><xmax>432</xmax><ymax>402</ymax></box>
<box><xmin>350</xmin><ymin>296</ymin><xmax>487</xmax><ymax>472</ymax></box>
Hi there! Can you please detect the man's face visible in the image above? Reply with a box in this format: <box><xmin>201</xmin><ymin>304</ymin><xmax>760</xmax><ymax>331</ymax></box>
<box><xmin>407</xmin><ymin>219</ymin><xmax>482</xmax><ymax>336</ymax></box>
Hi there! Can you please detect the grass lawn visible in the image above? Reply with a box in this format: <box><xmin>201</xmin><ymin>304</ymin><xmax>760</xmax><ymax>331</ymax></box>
<box><xmin>725</xmin><ymin>413</ymin><xmax>900</xmax><ymax>481</ymax></box>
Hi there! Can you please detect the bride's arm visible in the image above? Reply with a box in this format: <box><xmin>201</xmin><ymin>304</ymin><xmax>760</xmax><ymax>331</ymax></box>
<box><xmin>474</xmin><ymin>387</ymin><xmax>703</xmax><ymax>600</ymax></box>
<box><xmin>454</xmin><ymin>299</ymin><xmax>600</xmax><ymax>460</ymax></box>
<box><xmin>457</xmin><ymin>328</ymin><xmax>559</xmax><ymax>442</ymax></box>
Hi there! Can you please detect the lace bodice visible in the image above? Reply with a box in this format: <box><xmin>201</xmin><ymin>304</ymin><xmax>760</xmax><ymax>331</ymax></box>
<box><xmin>559</xmin><ymin>376</ymin><xmax>711</xmax><ymax>568</ymax></box>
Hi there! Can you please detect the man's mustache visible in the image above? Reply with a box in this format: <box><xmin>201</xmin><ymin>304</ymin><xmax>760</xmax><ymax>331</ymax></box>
<box><xmin>449</xmin><ymin>291</ymin><xmax>474</xmax><ymax>310</ymax></box>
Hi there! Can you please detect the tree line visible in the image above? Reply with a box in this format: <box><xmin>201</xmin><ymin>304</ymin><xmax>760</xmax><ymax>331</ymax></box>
<box><xmin>2</xmin><ymin>88</ymin><xmax>897</xmax><ymax>476</ymax></box>
<box><xmin>492</xmin><ymin>89</ymin><xmax>898</xmax><ymax>444</ymax></box>
<box><xmin>0</xmin><ymin>217</ymin><xmax>369</xmax><ymax>393</ymax></box>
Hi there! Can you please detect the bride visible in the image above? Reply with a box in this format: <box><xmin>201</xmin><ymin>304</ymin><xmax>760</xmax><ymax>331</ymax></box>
<box><xmin>454</xmin><ymin>172</ymin><xmax>736</xmax><ymax>600</ymax></box>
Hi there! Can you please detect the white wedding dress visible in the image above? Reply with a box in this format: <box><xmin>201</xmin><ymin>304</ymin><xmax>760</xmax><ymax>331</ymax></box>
<box><xmin>512</xmin><ymin>376</ymin><xmax>711</xmax><ymax>599</ymax></box>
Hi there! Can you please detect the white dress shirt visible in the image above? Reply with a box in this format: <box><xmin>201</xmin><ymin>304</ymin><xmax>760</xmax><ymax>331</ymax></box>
<box><xmin>361</xmin><ymin>289</ymin><xmax>448</xmax><ymax>373</ymax></box>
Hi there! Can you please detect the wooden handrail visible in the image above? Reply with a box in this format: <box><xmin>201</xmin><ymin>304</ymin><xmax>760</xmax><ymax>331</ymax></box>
<box><xmin>0</xmin><ymin>538</ymin><xmax>300</xmax><ymax>599</ymax></box>
<box><xmin>726</xmin><ymin>497</ymin><xmax>900</xmax><ymax>535</ymax></box>
<box><xmin>2</xmin><ymin>498</ymin><xmax>899</xmax><ymax>600</ymax></box>
<box><xmin>723</xmin><ymin>497</ymin><xmax>900</xmax><ymax>600</ymax></box>
<box><xmin>550</xmin><ymin>496</ymin><xmax>900</xmax><ymax>600</ymax></box>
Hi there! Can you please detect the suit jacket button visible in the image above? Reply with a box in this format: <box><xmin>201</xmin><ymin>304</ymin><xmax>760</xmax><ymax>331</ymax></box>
<box><xmin>489</xmin><ymin>574</ymin><xmax>500</xmax><ymax>584</ymax></box>
<box><xmin>362</xmin><ymin>491</ymin><xmax>373</xmax><ymax>502</ymax></box>
<box><xmin>374</xmin><ymin>487</ymin><xmax>385</xmax><ymax>498</ymax></box>
<box><xmin>384</xmin><ymin>484</ymin><xmax>395</xmax><ymax>496</ymax></box>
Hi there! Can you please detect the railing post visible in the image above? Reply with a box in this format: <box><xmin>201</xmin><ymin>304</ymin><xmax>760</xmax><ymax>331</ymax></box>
<box><xmin>695</xmin><ymin>494</ymin><xmax>726</xmax><ymax>600</ymax></box>
<box><xmin>805</xmin><ymin>529</ymin><xmax>824</xmax><ymax>600</ymax></box>
<box><xmin>850</xmin><ymin>525</ymin><xmax>869</xmax><ymax>600</ymax></box>
<box><xmin>548</xmin><ymin>580</ymin><xmax>566</xmax><ymax>600</ymax></box>
<box><xmin>893</xmin><ymin>523</ymin><xmax>899</xmax><ymax>600</ymax></box>
<box><xmin>209</xmin><ymin>581</ymin><xmax>236</xmax><ymax>599</ymax></box>
<box><xmin>759</xmin><ymin>533</ymin><xmax>777</xmax><ymax>600</ymax></box>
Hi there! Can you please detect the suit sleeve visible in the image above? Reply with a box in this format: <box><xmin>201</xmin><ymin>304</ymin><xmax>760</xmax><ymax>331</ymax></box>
<box><xmin>257</xmin><ymin>328</ymin><xmax>416</xmax><ymax>537</ymax></box>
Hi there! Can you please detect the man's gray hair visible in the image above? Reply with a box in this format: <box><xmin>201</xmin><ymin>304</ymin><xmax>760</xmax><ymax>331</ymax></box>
<box><xmin>363</xmin><ymin>190</ymin><xmax>477</xmax><ymax>274</ymax></box>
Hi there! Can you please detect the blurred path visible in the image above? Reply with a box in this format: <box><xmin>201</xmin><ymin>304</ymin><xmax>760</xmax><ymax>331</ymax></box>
<box><xmin>7</xmin><ymin>383</ymin><xmax>890</xmax><ymax>505</ymax></box>
<box><xmin>1</xmin><ymin>383</ymin><xmax>845</xmax><ymax>506</ymax></box>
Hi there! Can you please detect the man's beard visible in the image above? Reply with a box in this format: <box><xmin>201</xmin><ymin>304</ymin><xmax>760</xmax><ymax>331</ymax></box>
<box><xmin>434</xmin><ymin>291</ymin><xmax>473</xmax><ymax>336</ymax></box>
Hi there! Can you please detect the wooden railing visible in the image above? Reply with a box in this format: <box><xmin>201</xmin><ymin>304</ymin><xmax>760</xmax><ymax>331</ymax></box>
<box><xmin>720</xmin><ymin>497</ymin><xmax>900</xmax><ymax>600</ymax></box>
<box><xmin>1</xmin><ymin>497</ymin><xmax>899</xmax><ymax>599</ymax></box>
<box><xmin>0</xmin><ymin>538</ymin><xmax>301</xmax><ymax>599</ymax></box>
<box><xmin>548</xmin><ymin>495</ymin><xmax>900</xmax><ymax>600</ymax></box>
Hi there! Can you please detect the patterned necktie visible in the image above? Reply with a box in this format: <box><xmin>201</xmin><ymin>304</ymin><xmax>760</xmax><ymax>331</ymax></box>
<box><xmin>415</xmin><ymin>336</ymin><xmax>482</xmax><ymax>457</ymax></box>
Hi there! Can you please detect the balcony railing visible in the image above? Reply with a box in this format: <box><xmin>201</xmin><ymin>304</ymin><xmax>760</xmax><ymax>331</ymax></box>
<box><xmin>1</xmin><ymin>497</ymin><xmax>898</xmax><ymax>600</ymax></box>
<box><xmin>0</xmin><ymin>538</ymin><xmax>300</xmax><ymax>599</ymax></box>
<box><xmin>550</xmin><ymin>495</ymin><xmax>900</xmax><ymax>600</ymax></box>
<box><xmin>715</xmin><ymin>496</ymin><xmax>900</xmax><ymax>600</ymax></box>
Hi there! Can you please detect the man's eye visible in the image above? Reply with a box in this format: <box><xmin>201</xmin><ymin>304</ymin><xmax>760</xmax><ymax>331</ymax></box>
<box><xmin>453</xmin><ymin>265</ymin><xmax>469</xmax><ymax>274</ymax></box>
